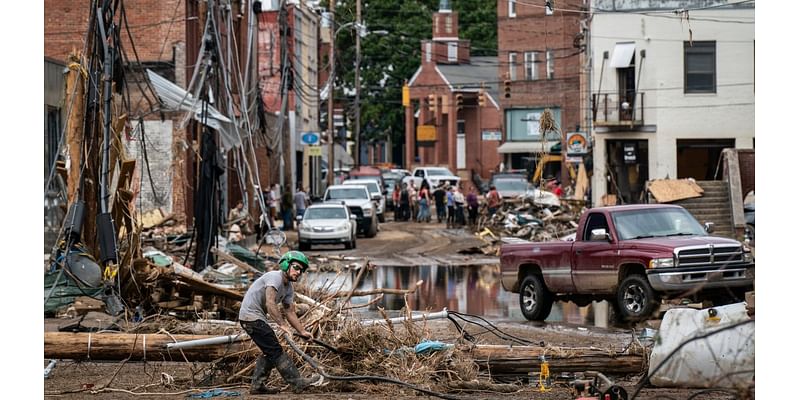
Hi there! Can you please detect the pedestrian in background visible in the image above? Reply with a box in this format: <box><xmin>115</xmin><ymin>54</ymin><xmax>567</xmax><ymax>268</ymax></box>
<box><xmin>466</xmin><ymin>187</ymin><xmax>479</xmax><ymax>227</ymax></box>
<box><xmin>486</xmin><ymin>185</ymin><xmax>502</xmax><ymax>217</ymax></box>
<box><xmin>446</xmin><ymin>185</ymin><xmax>455</xmax><ymax>228</ymax></box>
<box><xmin>408</xmin><ymin>182</ymin><xmax>418</xmax><ymax>223</ymax></box>
<box><xmin>281</xmin><ymin>185</ymin><xmax>294</xmax><ymax>231</ymax></box>
<box><xmin>392</xmin><ymin>184</ymin><xmax>401</xmax><ymax>221</ymax></box>
<box><xmin>398</xmin><ymin>183</ymin><xmax>410</xmax><ymax>221</ymax></box>
<box><xmin>294</xmin><ymin>186</ymin><xmax>310</xmax><ymax>218</ymax></box>
<box><xmin>453</xmin><ymin>186</ymin><xmax>466</xmax><ymax>226</ymax></box>
<box><xmin>433</xmin><ymin>183</ymin><xmax>446</xmax><ymax>223</ymax></box>
<box><xmin>416</xmin><ymin>180</ymin><xmax>431</xmax><ymax>223</ymax></box>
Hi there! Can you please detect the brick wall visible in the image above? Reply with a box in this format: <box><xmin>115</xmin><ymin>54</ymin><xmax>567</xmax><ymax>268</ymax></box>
<box><xmin>44</xmin><ymin>0</ymin><xmax>185</xmax><ymax>63</ymax></box>
<box><xmin>124</xmin><ymin>120</ymin><xmax>174</xmax><ymax>214</ymax></box>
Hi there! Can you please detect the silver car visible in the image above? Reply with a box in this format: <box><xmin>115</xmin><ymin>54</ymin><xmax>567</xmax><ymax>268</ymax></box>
<box><xmin>296</xmin><ymin>203</ymin><xmax>358</xmax><ymax>250</ymax></box>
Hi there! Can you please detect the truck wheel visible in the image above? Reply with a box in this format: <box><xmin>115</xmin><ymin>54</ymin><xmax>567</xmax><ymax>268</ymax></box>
<box><xmin>519</xmin><ymin>275</ymin><xmax>553</xmax><ymax>321</ymax></box>
<box><xmin>616</xmin><ymin>275</ymin><xmax>658</xmax><ymax>322</ymax></box>
<box><xmin>365</xmin><ymin>218</ymin><xmax>378</xmax><ymax>238</ymax></box>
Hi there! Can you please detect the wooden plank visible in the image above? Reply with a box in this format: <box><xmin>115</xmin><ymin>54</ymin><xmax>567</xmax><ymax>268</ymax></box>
<box><xmin>64</xmin><ymin>52</ymin><xmax>86</xmax><ymax>205</ymax></box>
<box><xmin>648</xmin><ymin>179</ymin><xmax>704</xmax><ymax>203</ymax></box>
<box><xmin>467</xmin><ymin>344</ymin><xmax>645</xmax><ymax>375</ymax></box>
<box><xmin>574</xmin><ymin>163</ymin><xmax>588</xmax><ymax>200</ymax></box>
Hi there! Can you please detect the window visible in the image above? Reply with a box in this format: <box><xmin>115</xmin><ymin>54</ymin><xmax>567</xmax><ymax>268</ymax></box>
<box><xmin>508</xmin><ymin>52</ymin><xmax>517</xmax><ymax>81</ymax></box>
<box><xmin>509</xmin><ymin>0</ymin><xmax>516</xmax><ymax>18</ymax></box>
<box><xmin>524</xmin><ymin>51</ymin><xmax>539</xmax><ymax>80</ymax></box>
<box><xmin>445</xmin><ymin>16</ymin><xmax>452</xmax><ymax>33</ymax></box>
<box><xmin>684</xmin><ymin>41</ymin><xmax>716</xmax><ymax>93</ymax></box>
<box><xmin>546</xmin><ymin>49</ymin><xmax>554</xmax><ymax>79</ymax></box>
<box><xmin>448</xmin><ymin>42</ymin><xmax>458</xmax><ymax>62</ymax></box>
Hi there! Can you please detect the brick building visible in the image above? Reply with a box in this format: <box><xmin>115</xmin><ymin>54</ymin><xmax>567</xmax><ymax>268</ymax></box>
<box><xmin>404</xmin><ymin>2</ymin><xmax>502</xmax><ymax>185</ymax></box>
<box><xmin>496</xmin><ymin>0</ymin><xmax>586</xmax><ymax>185</ymax></box>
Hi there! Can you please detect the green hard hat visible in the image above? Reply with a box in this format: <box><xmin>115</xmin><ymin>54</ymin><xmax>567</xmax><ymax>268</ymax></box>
<box><xmin>279</xmin><ymin>250</ymin><xmax>309</xmax><ymax>272</ymax></box>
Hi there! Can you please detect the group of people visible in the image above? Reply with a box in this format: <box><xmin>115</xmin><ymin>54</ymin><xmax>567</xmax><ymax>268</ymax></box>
<box><xmin>392</xmin><ymin>181</ymin><xmax>482</xmax><ymax>227</ymax></box>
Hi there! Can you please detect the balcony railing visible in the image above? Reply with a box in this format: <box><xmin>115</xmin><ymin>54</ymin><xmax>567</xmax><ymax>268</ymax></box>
<box><xmin>592</xmin><ymin>92</ymin><xmax>645</xmax><ymax>127</ymax></box>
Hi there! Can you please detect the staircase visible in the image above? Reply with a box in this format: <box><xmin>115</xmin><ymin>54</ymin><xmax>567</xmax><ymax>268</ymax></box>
<box><xmin>671</xmin><ymin>180</ymin><xmax>735</xmax><ymax>240</ymax></box>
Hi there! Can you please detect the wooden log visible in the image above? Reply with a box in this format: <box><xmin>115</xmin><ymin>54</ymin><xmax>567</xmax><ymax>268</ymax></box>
<box><xmin>467</xmin><ymin>345</ymin><xmax>645</xmax><ymax>376</ymax></box>
<box><xmin>44</xmin><ymin>332</ymin><xmax>255</xmax><ymax>362</ymax></box>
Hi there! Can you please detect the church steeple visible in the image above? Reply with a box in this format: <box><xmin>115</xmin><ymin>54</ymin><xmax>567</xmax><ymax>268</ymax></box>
<box><xmin>432</xmin><ymin>1</ymin><xmax>457</xmax><ymax>40</ymax></box>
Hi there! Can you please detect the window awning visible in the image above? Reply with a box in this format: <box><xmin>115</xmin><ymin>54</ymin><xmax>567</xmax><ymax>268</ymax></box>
<box><xmin>610</xmin><ymin>42</ymin><xmax>636</xmax><ymax>68</ymax></box>
<box><xmin>496</xmin><ymin>140</ymin><xmax>560</xmax><ymax>154</ymax></box>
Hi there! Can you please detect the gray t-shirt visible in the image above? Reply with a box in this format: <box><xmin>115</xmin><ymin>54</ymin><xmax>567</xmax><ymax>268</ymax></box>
<box><xmin>238</xmin><ymin>270</ymin><xmax>294</xmax><ymax>322</ymax></box>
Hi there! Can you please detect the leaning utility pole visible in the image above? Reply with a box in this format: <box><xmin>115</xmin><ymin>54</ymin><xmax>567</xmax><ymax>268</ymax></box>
<box><xmin>327</xmin><ymin>3</ymin><xmax>336</xmax><ymax>187</ymax></box>
<box><xmin>353</xmin><ymin>0</ymin><xmax>362</xmax><ymax>168</ymax></box>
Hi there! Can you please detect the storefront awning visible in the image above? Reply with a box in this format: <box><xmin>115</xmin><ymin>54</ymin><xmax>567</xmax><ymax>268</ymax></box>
<box><xmin>610</xmin><ymin>42</ymin><xmax>636</xmax><ymax>68</ymax></box>
<box><xmin>496</xmin><ymin>141</ymin><xmax>560</xmax><ymax>154</ymax></box>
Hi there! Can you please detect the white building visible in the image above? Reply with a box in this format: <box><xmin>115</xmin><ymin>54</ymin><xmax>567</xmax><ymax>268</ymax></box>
<box><xmin>589</xmin><ymin>0</ymin><xmax>754</xmax><ymax>205</ymax></box>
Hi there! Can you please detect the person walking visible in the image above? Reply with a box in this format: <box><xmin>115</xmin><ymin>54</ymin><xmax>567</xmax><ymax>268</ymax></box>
<box><xmin>453</xmin><ymin>186</ymin><xmax>466</xmax><ymax>226</ymax></box>
<box><xmin>392</xmin><ymin>184</ymin><xmax>402</xmax><ymax>221</ymax></box>
<box><xmin>446</xmin><ymin>185</ymin><xmax>455</xmax><ymax>228</ymax></box>
<box><xmin>238</xmin><ymin>251</ymin><xmax>324</xmax><ymax>394</ymax></box>
<box><xmin>486</xmin><ymin>185</ymin><xmax>502</xmax><ymax>217</ymax></box>
<box><xmin>398</xmin><ymin>183</ymin><xmax>410</xmax><ymax>221</ymax></box>
<box><xmin>294</xmin><ymin>186</ymin><xmax>310</xmax><ymax>218</ymax></box>
<box><xmin>466</xmin><ymin>187</ymin><xmax>479</xmax><ymax>227</ymax></box>
<box><xmin>408</xmin><ymin>182</ymin><xmax>418</xmax><ymax>223</ymax></box>
<box><xmin>433</xmin><ymin>183</ymin><xmax>446</xmax><ymax>223</ymax></box>
<box><xmin>281</xmin><ymin>185</ymin><xmax>294</xmax><ymax>231</ymax></box>
<box><xmin>416</xmin><ymin>181</ymin><xmax>431</xmax><ymax>223</ymax></box>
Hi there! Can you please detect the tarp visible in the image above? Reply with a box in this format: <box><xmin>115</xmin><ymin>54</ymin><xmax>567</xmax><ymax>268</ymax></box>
<box><xmin>147</xmin><ymin>69</ymin><xmax>242</xmax><ymax>151</ymax></box>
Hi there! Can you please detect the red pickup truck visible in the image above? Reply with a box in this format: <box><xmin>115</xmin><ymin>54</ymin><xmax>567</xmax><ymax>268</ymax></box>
<box><xmin>499</xmin><ymin>204</ymin><xmax>755</xmax><ymax>322</ymax></box>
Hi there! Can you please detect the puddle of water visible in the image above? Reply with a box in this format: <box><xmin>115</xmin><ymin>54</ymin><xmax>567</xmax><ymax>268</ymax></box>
<box><xmin>305</xmin><ymin>264</ymin><xmax>601</xmax><ymax>325</ymax></box>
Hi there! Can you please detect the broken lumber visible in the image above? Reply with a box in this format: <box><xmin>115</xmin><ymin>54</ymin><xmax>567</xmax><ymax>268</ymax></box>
<box><xmin>330</xmin><ymin>280</ymin><xmax>424</xmax><ymax>297</ymax></box>
<box><xmin>210</xmin><ymin>246</ymin><xmax>262</xmax><ymax>275</ymax></box>
<box><xmin>44</xmin><ymin>332</ymin><xmax>255</xmax><ymax>362</ymax></box>
<box><xmin>466</xmin><ymin>345</ymin><xmax>645</xmax><ymax>376</ymax></box>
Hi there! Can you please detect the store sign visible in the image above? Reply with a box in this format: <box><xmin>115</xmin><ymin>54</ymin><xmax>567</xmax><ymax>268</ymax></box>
<box><xmin>624</xmin><ymin>143</ymin><xmax>637</xmax><ymax>164</ymax></box>
<box><xmin>566</xmin><ymin>132</ymin><xmax>588</xmax><ymax>155</ymax></box>
<box><xmin>482</xmin><ymin>130</ymin><xmax>501</xmax><ymax>141</ymax></box>
<box><xmin>416</xmin><ymin>125</ymin><xmax>436</xmax><ymax>142</ymax></box>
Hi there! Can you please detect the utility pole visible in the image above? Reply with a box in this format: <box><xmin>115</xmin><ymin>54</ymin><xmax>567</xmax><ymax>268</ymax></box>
<box><xmin>353</xmin><ymin>0</ymin><xmax>361</xmax><ymax>168</ymax></box>
<box><xmin>327</xmin><ymin>4</ymin><xmax>336</xmax><ymax>187</ymax></box>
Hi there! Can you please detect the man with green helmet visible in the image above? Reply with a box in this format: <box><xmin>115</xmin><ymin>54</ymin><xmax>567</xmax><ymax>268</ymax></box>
<box><xmin>238</xmin><ymin>250</ymin><xmax>323</xmax><ymax>394</ymax></box>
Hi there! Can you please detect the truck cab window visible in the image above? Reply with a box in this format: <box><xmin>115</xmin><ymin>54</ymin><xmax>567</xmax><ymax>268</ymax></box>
<box><xmin>583</xmin><ymin>213</ymin><xmax>609</xmax><ymax>241</ymax></box>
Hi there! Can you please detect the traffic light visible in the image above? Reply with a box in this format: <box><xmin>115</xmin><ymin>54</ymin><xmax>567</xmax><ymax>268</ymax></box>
<box><xmin>428</xmin><ymin>94</ymin><xmax>436</xmax><ymax>113</ymax></box>
<box><xmin>478</xmin><ymin>89</ymin><xmax>486</xmax><ymax>107</ymax></box>
<box><xmin>455</xmin><ymin>93</ymin><xmax>463</xmax><ymax>111</ymax></box>
<box><xmin>503</xmin><ymin>80</ymin><xmax>511</xmax><ymax>98</ymax></box>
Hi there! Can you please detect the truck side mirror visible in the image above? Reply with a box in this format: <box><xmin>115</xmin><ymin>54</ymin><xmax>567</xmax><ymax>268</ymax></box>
<box><xmin>704</xmin><ymin>222</ymin><xmax>715</xmax><ymax>234</ymax></box>
<box><xmin>590</xmin><ymin>228</ymin><xmax>611</xmax><ymax>242</ymax></box>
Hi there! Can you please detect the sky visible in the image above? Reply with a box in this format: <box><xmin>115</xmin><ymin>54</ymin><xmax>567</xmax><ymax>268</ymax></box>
<box><xmin>2</xmin><ymin>0</ymin><xmax>790</xmax><ymax>397</ymax></box>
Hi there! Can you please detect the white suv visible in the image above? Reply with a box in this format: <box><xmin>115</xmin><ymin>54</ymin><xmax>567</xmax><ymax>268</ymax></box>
<box><xmin>402</xmin><ymin>167</ymin><xmax>461</xmax><ymax>190</ymax></box>
<box><xmin>323</xmin><ymin>185</ymin><xmax>378</xmax><ymax>238</ymax></box>
<box><xmin>342</xmin><ymin>179</ymin><xmax>385</xmax><ymax>222</ymax></box>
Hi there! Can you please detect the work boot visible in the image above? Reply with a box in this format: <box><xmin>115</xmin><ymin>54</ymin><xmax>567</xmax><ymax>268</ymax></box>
<box><xmin>250</xmin><ymin>356</ymin><xmax>279</xmax><ymax>395</ymax></box>
<box><xmin>275</xmin><ymin>353</ymin><xmax>323</xmax><ymax>392</ymax></box>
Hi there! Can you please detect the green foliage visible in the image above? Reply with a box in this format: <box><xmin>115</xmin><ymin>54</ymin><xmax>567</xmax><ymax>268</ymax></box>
<box><xmin>321</xmin><ymin>0</ymin><xmax>496</xmax><ymax>147</ymax></box>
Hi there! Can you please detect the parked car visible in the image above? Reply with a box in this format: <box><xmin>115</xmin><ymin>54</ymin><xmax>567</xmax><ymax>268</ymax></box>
<box><xmin>500</xmin><ymin>204</ymin><xmax>755</xmax><ymax>322</ymax></box>
<box><xmin>296</xmin><ymin>203</ymin><xmax>357</xmax><ymax>250</ymax></box>
<box><xmin>342</xmin><ymin>179</ymin><xmax>386</xmax><ymax>222</ymax></box>
<box><xmin>323</xmin><ymin>184</ymin><xmax>378</xmax><ymax>237</ymax></box>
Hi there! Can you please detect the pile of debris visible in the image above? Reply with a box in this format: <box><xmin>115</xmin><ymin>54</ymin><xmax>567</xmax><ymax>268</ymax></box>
<box><xmin>472</xmin><ymin>195</ymin><xmax>587</xmax><ymax>255</ymax></box>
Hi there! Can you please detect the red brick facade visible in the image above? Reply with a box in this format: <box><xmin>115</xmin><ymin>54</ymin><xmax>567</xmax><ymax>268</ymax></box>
<box><xmin>44</xmin><ymin>0</ymin><xmax>185</xmax><ymax>63</ymax></box>
<box><xmin>497</xmin><ymin>0</ymin><xmax>585</xmax><ymax>182</ymax></box>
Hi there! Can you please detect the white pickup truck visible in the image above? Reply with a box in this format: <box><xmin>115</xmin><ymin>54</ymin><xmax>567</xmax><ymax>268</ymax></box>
<box><xmin>401</xmin><ymin>167</ymin><xmax>461</xmax><ymax>189</ymax></box>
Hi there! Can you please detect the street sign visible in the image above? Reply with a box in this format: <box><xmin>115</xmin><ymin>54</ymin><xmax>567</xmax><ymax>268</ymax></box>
<box><xmin>482</xmin><ymin>130</ymin><xmax>501</xmax><ymax>141</ymax></box>
<box><xmin>301</xmin><ymin>132</ymin><xmax>320</xmax><ymax>145</ymax></box>
<box><xmin>307</xmin><ymin>145</ymin><xmax>322</xmax><ymax>156</ymax></box>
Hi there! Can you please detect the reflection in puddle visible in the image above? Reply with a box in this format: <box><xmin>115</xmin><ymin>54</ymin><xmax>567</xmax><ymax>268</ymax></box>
<box><xmin>306</xmin><ymin>264</ymin><xmax>596</xmax><ymax>325</ymax></box>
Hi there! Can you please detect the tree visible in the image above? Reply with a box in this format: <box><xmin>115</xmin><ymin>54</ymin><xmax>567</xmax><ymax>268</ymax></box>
<box><xmin>322</xmin><ymin>0</ymin><xmax>497</xmax><ymax>160</ymax></box>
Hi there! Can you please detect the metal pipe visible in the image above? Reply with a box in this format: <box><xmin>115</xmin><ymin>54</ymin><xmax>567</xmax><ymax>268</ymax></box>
<box><xmin>165</xmin><ymin>333</ymin><xmax>249</xmax><ymax>350</ymax></box>
<box><xmin>360</xmin><ymin>308</ymin><xmax>449</xmax><ymax>326</ymax></box>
